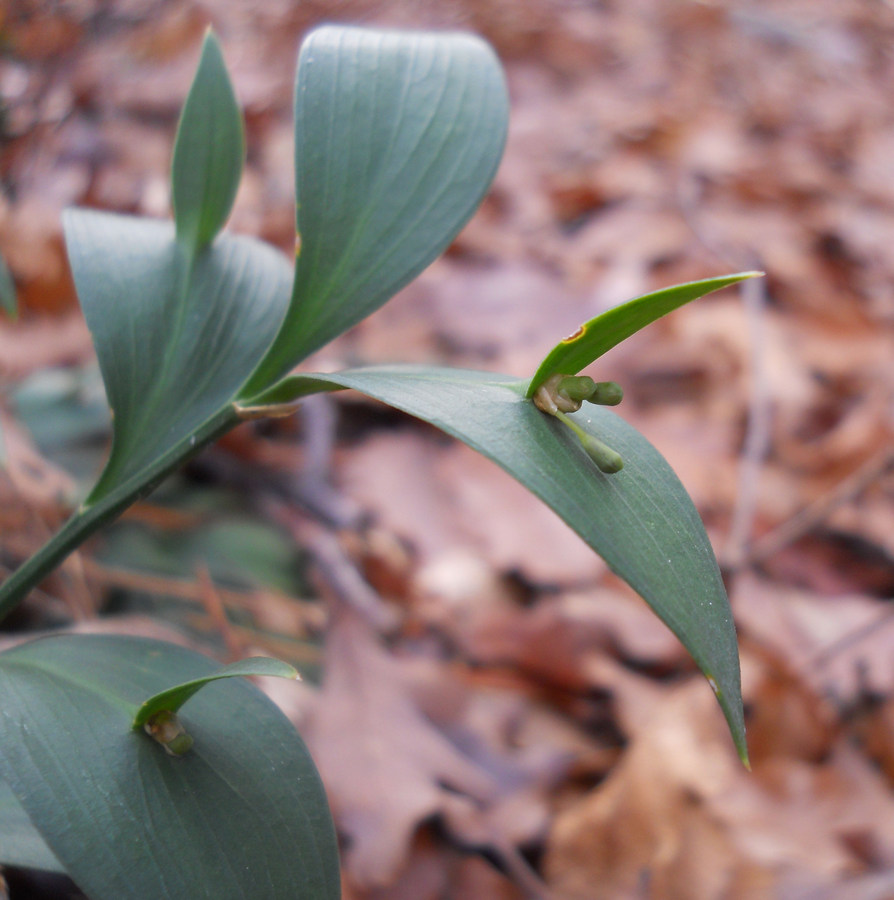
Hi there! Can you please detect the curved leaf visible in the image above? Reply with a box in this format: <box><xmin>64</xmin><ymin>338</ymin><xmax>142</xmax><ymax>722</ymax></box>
<box><xmin>172</xmin><ymin>29</ymin><xmax>244</xmax><ymax>254</ymax></box>
<box><xmin>527</xmin><ymin>272</ymin><xmax>761</xmax><ymax>396</ymax></box>
<box><xmin>242</xmin><ymin>26</ymin><xmax>509</xmax><ymax>391</ymax></box>
<box><xmin>65</xmin><ymin>211</ymin><xmax>290</xmax><ymax>500</ymax></box>
<box><xmin>249</xmin><ymin>365</ymin><xmax>747</xmax><ymax>763</ymax></box>
<box><xmin>133</xmin><ymin>656</ymin><xmax>299</xmax><ymax>728</ymax></box>
<box><xmin>0</xmin><ymin>215</ymin><xmax>292</xmax><ymax>620</ymax></box>
<box><xmin>0</xmin><ymin>634</ymin><xmax>340</xmax><ymax>900</ymax></box>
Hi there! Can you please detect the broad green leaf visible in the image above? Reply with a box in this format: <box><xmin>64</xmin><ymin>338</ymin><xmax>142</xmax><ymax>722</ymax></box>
<box><xmin>0</xmin><ymin>26</ymin><xmax>508</xmax><ymax>618</ymax></box>
<box><xmin>0</xmin><ymin>252</ymin><xmax>17</xmax><ymax>319</ymax></box>
<box><xmin>0</xmin><ymin>213</ymin><xmax>291</xmax><ymax>621</ymax></box>
<box><xmin>527</xmin><ymin>272</ymin><xmax>762</xmax><ymax>397</ymax></box>
<box><xmin>65</xmin><ymin>211</ymin><xmax>290</xmax><ymax>500</ymax></box>
<box><xmin>248</xmin><ymin>365</ymin><xmax>747</xmax><ymax>763</ymax></box>
<box><xmin>0</xmin><ymin>634</ymin><xmax>340</xmax><ymax>900</ymax></box>
<box><xmin>133</xmin><ymin>656</ymin><xmax>299</xmax><ymax>728</ymax></box>
<box><xmin>172</xmin><ymin>30</ymin><xmax>244</xmax><ymax>255</ymax></box>
<box><xmin>0</xmin><ymin>778</ymin><xmax>65</xmax><ymax>873</ymax></box>
<box><xmin>242</xmin><ymin>26</ymin><xmax>509</xmax><ymax>392</ymax></box>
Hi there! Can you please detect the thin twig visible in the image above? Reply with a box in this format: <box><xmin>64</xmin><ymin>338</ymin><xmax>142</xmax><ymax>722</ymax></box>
<box><xmin>723</xmin><ymin>272</ymin><xmax>773</xmax><ymax>570</ymax></box>
<box><xmin>746</xmin><ymin>447</ymin><xmax>894</xmax><ymax>566</ymax></box>
<box><xmin>195</xmin><ymin>563</ymin><xmax>245</xmax><ymax>661</ymax></box>
<box><xmin>82</xmin><ymin>558</ymin><xmax>324</xmax><ymax>630</ymax></box>
<box><xmin>810</xmin><ymin>605</ymin><xmax>894</xmax><ymax>671</ymax></box>
<box><xmin>294</xmin><ymin>393</ymin><xmax>364</xmax><ymax>528</ymax></box>
<box><xmin>676</xmin><ymin>173</ymin><xmax>772</xmax><ymax>571</ymax></box>
<box><xmin>272</xmin><ymin>506</ymin><xmax>399</xmax><ymax>633</ymax></box>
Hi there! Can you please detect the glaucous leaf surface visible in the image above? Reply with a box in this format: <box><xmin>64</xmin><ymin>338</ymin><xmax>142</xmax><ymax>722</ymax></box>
<box><xmin>0</xmin><ymin>635</ymin><xmax>340</xmax><ymax>900</ymax></box>
<box><xmin>0</xmin><ymin>778</ymin><xmax>65</xmax><ymax>873</ymax></box>
<box><xmin>171</xmin><ymin>30</ymin><xmax>244</xmax><ymax>255</ymax></box>
<box><xmin>0</xmin><ymin>26</ymin><xmax>508</xmax><ymax>616</ymax></box>
<box><xmin>133</xmin><ymin>656</ymin><xmax>299</xmax><ymax>727</ymax></box>
<box><xmin>64</xmin><ymin>212</ymin><xmax>291</xmax><ymax>500</ymax></box>
<box><xmin>527</xmin><ymin>272</ymin><xmax>761</xmax><ymax>396</ymax></box>
<box><xmin>243</xmin><ymin>26</ymin><xmax>509</xmax><ymax>390</ymax></box>
<box><xmin>251</xmin><ymin>365</ymin><xmax>747</xmax><ymax>762</ymax></box>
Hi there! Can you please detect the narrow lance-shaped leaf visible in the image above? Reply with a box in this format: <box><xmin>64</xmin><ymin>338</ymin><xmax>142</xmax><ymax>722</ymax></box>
<box><xmin>133</xmin><ymin>656</ymin><xmax>300</xmax><ymax>730</ymax></box>
<box><xmin>0</xmin><ymin>635</ymin><xmax>340</xmax><ymax>899</ymax></box>
<box><xmin>172</xmin><ymin>28</ymin><xmax>245</xmax><ymax>255</ymax></box>
<box><xmin>241</xmin><ymin>26</ymin><xmax>509</xmax><ymax>392</ymax></box>
<box><xmin>527</xmin><ymin>272</ymin><xmax>762</xmax><ymax>396</ymax></box>
<box><xmin>245</xmin><ymin>365</ymin><xmax>748</xmax><ymax>764</ymax></box>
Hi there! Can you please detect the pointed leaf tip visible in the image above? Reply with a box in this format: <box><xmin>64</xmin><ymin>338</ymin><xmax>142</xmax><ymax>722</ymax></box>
<box><xmin>133</xmin><ymin>656</ymin><xmax>300</xmax><ymax>730</ymax></box>
<box><xmin>242</xmin><ymin>26</ymin><xmax>510</xmax><ymax>392</ymax></box>
<box><xmin>172</xmin><ymin>29</ymin><xmax>245</xmax><ymax>253</ymax></box>
<box><xmin>527</xmin><ymin>271</ymin><xmax>763</xmax><ymax>397</ymax></box>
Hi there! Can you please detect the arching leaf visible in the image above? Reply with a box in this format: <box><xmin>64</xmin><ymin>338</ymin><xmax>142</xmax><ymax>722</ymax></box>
<box><xmin>248</xmin><ymin>365</ymin><xmax>747</xmax><ymax>764</ymax></box>
<box><xmin>133</xmin><ymin>656</ymin><xmax>299</xmax><ymax>729</ymax></box>
<box><xmin>242</xmin><ymin>26</ymin><xmax>509</xmax><ymax>391</ymax></box>
<box><xmin>527</xmin><ymin>272</ymin><xmax>761</xmax><ymax>397</ymax></box>
<box><xmin>0</xmin><ymin>635</ymin><xmax>340</xmax><ymax>899</ymax></box>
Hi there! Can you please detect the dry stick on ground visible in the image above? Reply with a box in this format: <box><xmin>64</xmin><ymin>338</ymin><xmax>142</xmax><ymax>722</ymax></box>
<box><xmin>810</xmin><ymin>602</ymin><xmax>894</xmax><ymax>674</ymax></box>
<box><xmin>746</xmin><ymin>447</ymin><xmax>894</xmax><ymax>566</ymax></box>
<box><xmin>82</xmin><ymin>558</ymin><xmax>324</xmax><ymax>628</ymax></box>
<box><xmin>294</xmin><ymin>393</ymin><xmax>364</xmax><ymax>529</ymax></box>
<box><xmin>722</xmin><ymin>272</ymin><xmax>773</xmax><ymax>571</ymax></box>
<box><xmin>276</xmin><ymin>507</ymin><xmax>400</xmax><ymax>634</ymax></box>
<box><xmin>195</xmin><ymin>563</ymin><xmax>245</xmax><ymax>662</ymax></box>
<box><xmin>677</xmin><ymin>173</ymin><xmax>772</xmax><ymax>571</ymax></box>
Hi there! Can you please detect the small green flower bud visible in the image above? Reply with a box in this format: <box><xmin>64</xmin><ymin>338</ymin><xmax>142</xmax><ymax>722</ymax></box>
<box><xmin>556</xmin><ymin>375</ymin><xmax>598</xmax><ymax>403</ymax></box>
<box><xmin>588</xmin><ymin>381</ymin><xmax>623</xmax><ymax>406</ymax></box>
<box><xmin>579</xmin><ymin>433</ymin><xmax>624</xmax><ymax>473</ymax></box>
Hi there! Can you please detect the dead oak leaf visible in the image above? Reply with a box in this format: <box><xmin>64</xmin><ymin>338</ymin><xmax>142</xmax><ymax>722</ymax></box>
<box><xmin>305</xmin><ymin>608</ymin><xmax>498</xmax><ymax>888</ymax></box>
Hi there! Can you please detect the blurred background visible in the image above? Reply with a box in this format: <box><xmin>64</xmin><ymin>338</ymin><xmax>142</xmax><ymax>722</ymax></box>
<box><xmin>2</xmin><ymin>1</ymin><xmax>894</xmax><ymax>898</ymax></box>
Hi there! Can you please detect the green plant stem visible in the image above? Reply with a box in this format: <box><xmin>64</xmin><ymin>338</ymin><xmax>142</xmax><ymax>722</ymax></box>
<box><xmin>0</xmin><ymin>406</ymin><xmax>239</xmax><ymax>621</ymax></box>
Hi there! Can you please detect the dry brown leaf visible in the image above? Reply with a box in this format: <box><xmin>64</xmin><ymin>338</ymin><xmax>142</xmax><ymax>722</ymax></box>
<box><xmin>436</xmin><ymin>588</ymin><xmax>686</xmax><ymax>694</ymax></box>
<box><xmin>544</xmin><ymin>678</ymin><xmax>765</xmax><ymax>900</ymax></box>
<box><xmin>340</xmin><ymin>430</ymin><xmax>607</xmax><ymax>585</ymax></box>
<box><xmin>733</xmin><ymin>574</ymin><xmax>894</xmax><ymax>703</ymax></box>
<box><xmin>305</xmin><ymin>607</ymin><xmax>497</xmax><ymax>887</ymax></box>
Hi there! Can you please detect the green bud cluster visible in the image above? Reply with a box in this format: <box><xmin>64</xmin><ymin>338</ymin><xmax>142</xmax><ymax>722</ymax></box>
<box><xmin>532</xmin><ymin>373</ymin><xmax>625</xmax><ymax>474</ymax></box>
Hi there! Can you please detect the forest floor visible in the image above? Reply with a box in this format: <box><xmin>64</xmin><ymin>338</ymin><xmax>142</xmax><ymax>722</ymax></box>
<box><xmin>2</xmin><ymin>2</ymin><xmax>894</xmax><ymax>898</ymax></box>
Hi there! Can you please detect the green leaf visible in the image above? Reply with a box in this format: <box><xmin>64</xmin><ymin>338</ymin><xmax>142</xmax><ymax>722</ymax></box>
<box><xmin>242</xmin><ymin>26</ymin><xmax>509</xmax><ymax>391</ymax></box>
<box><xmin>0</xmin><ymin>634</ymin><xmax>340</xmax><ymax>899</ymax></box>
<box><xmin>527</xmin><ymin>272</ymin><xmax>762</xmax><ymax>397</ymax></box>
<box><xmin>248</xmin><ymin>365</ymin><xmax>747</xmax><ymax>763</ymax></box>
<box><xmin>172</xmin><ymin>29</ymin><xmax>244</xmax><ymax>254</ymax></box>
<box><xmin>0</xmin><ymin>778</ymin><xmax>65</xmax><ymax>873</ymax></box>
<box><xmin>0</xmin><ymin>26</ymin><xmax>509</xmax><ymax>618</ymax></box>
<box><xmin>0</xmin><ymin>214</ymin><xmax>292</xmax><ymax>620</ymax></box>
<box><xmin>133</xmin><ymin>656</ymin><xmax>299</xmax><ymax>729</ymax></box>
<box><xmin>0</xmin><ymin>251</ymin><xmax>17</xmax><ymax>319</ymax></box>
<box><xmin>66</xmin><ymin>211</ymin><xmax>290</xmax><ymax>501</ymax></box>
